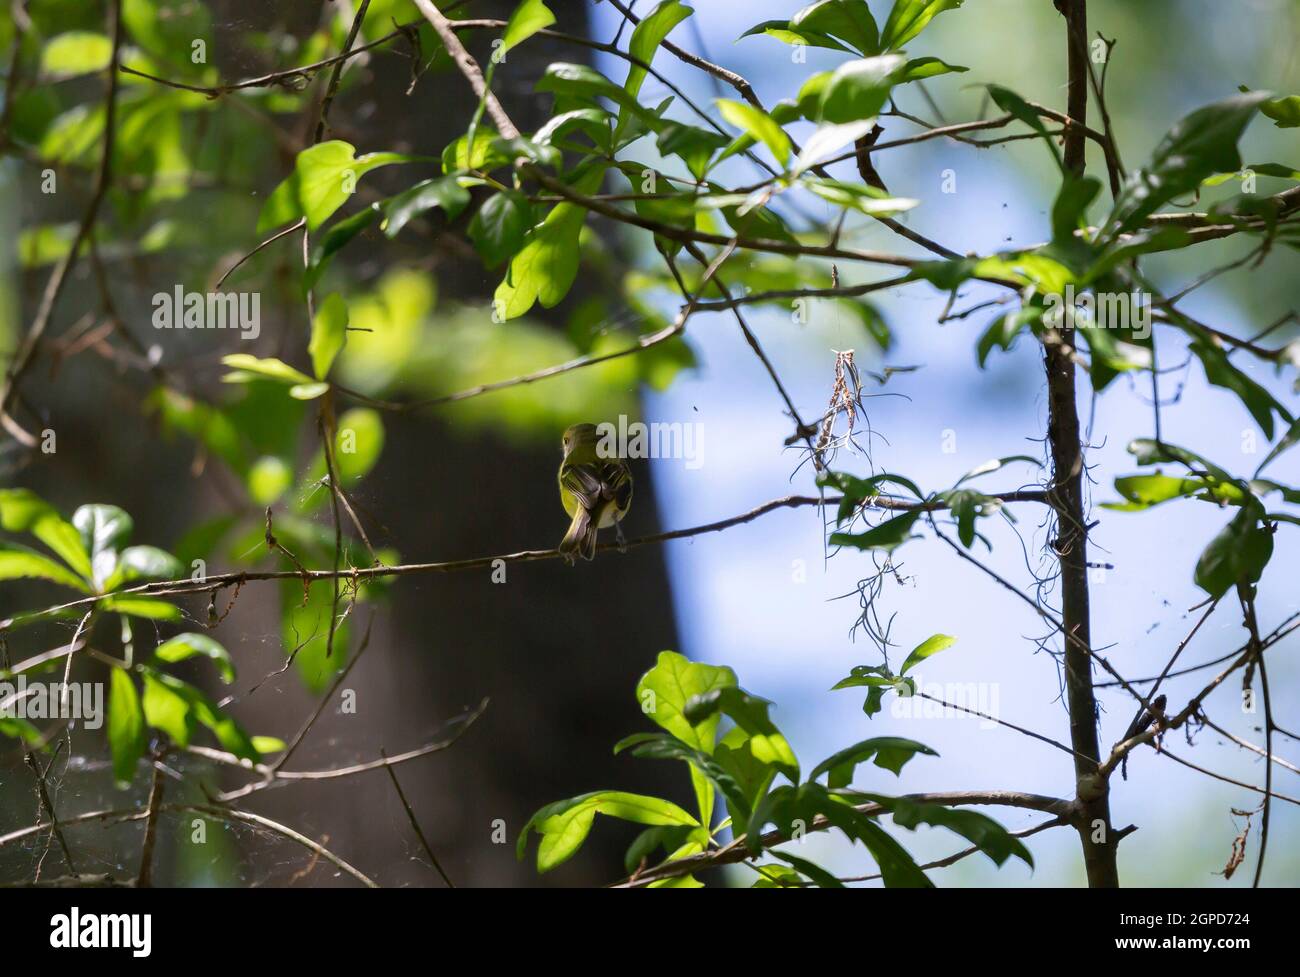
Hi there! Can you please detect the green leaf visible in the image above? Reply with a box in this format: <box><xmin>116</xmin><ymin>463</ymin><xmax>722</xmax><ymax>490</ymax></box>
<box><xmin>1194</xmin><ymin>501</ymin><xmax>1274</xmax><ymax>598</ymax></box>
<box><xmin>637</xmin><ymin>650</ymin><xmax>737</xmax><ymax>829</ymax></box>
<box><xmin>108</xmin><ymin>668</ymin><xmax>146</xmax><ymax>787</ymax></box>
<box><xmin>384</xmin><ymin>175</ymin><xmax>471</xmax><ymax>239</ymax></box>
<box><xmin>1259</xmin><ymin>93</ymin><xmax>1300</xmax><ymax>128</ymax></box>
<box><xmin>73</xmin><ymin>503</ymin><xmax>133</xmax><ymax>590</ymax></box>
<box><xmin>801</xmin><ymin>174</ymin><xmax>918</xmax><ymax>213</ymax></box>
<box><xmin>306</xmin><ymin>205</ymin><xmax>380</xmax><ymax>292</ymax></box>
<box><xmin>41</xmin><ymin>31</ymin><xmax>113</xmax><ymax>78</ymax></box>
<box><xmin>1258</xmin><ymin>414</ymin><xmax>1300</xmax><ymax>475</ymax></box>
<box><xmin>636</xmin><ymin>651</ymin><xmax>737</xmax><ymax>754</ymax></box>
<box><xmin>896</xmin><ymin>56</ymin><xmax>967</xmax><ymax>81</ymax></box>
<box><xmin>817</xmin><ymin>55</ymin><xmax>904</xmax><ymax>124</ymax></box>
<box><xmin>791</xmin><ymin>119</ymin><xmax>873</xmax><ymax>175</ymax></box>
<box><xmin>792</xmin><ymin>0</ymin><xmax>880</xmax><ymax>55</ymax></box>
<box><xmin>771</xmin><ymin>851</ymin><xmax>843</xmax><ymax>887</ymax></box>
<box><xmin>0</xmin><ymin>543</ymin><xmax>91</xmax><ymax>591</ymax></box>
<box><xmin>493</xmin><ymin>190</ymin><xmax>593</xmax><ymax>318</ymax></box>
<box><xmin>259</xmin><ymin>141</ymin><xmax>415</xmax><ymax>232</ymax></box>
<box><xmin>332</xmin><ymin>408</ymin><xmax>386</xmax><ymax>483</ymax></box>
<box><xmin>155</xmin><ymin>632</ymin><xmax>236</xmax><ymax>683</ymax></box>
<box><xmin>469</xmin><ymin>190</ymin><xmax>534</xmax><ymax>266</ymax></box>
<box><xmin>309</xmin><ymin>292</ymin><xmax>349</xmax><ymax>381</ymax></box>
<box><xmin>220</xmin><ymin>353</ymin><xmax>315</xmax><ymax>387</ymax></box>
<box><xmin>1107</xmin><ymin>92</ymin><xmax>1268</xmax><ymax>236</ymax></box>
<box><xmin>518</xmin><ymin>791</ymin><xmax>698</xmax><ymax>872</ymax></box>
<box><xmin>500</xmin><ymin>0</ymin><xmax>555</xmax><ymax>56</ymax></box>
<box><xmin>810</xmin><ymin>736</ymin><xmax>938</xmax><ymax>786</ymax></box>
<box><xmin>879</xmin><ymin>794</ymin><xmax>1034</xmax><ymax>868</ymax></box>
<box><xmin>0</xmin><ymin>489</ymin><xmax>92</xmax><ymax>580</ymax></box>
<box><xmin>1103</xmin><ymin>473</ymin><xmax>1207</xmax><ymax>511</ymax></box>
<box><xmin>101</xmin><ymin>596</ymin><xmax>182</xmax><ymax>621</ymax></box>
<box><xmin>142</xmin><ymin>670</ymin><xmax>192</xmax><ymax>747</ymax></box>
<box><xmin>987</xmin><ymin>84</ymin><xmax>1061</xmax><ymax>168</ymax></box>
<box><xmin>829</xmin><ymin>506</ymin><xmax>923</xmax><ymax>553</ymax></box>
<box><xmin>900</xmin><ymin>633</ymin><xmax>957</xmax><ymax>675</ymax></box>
<box><xmin>624</xmin><ymin>1</ymin><xmax>693</xmax><ymax>98</ymax></box>
<box><xmin>880</xmin><ymin>0</ymin><xmax>964</xmax><ymax>51</ymax></box>
<box><xmin>105</xmin><ymin>545</ymin><xmax>183</xmax><ymax>590</ymax></box>
<box><xmin>716</xmin><ymin>99</ymin><xmax>790</xmax><ymax>167</ymax></box>
<box><xmin>248</xmin><ymin>456</ymin><xmax>293</xmax><ymax>506</ymax></box>
<box><xmin>684</xmin><ymin>687</ymin><xmax>799</xmax><ymax>781</ymax></box>
<box><xmin>1188</xmin><ymin>336</ymin><xmax>1291</xmax><ymax>439</ymax></box>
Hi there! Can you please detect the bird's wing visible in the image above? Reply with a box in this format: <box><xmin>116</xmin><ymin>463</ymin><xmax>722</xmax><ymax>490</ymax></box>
<box><xmin>596</xmin><ymin>461</ymin><xmax>633</xmax><ymax>510</ymax></box>
<box><xmin>562</xmin><ymin>461</ymin><xmax>632</xmax><ymax>512</ymax></box>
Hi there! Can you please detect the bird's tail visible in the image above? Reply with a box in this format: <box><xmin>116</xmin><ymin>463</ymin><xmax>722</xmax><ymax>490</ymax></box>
<box><xmin>559</xmin><ymin>506</ymin><xmax>598</xmax><ymax>564</ymax></box>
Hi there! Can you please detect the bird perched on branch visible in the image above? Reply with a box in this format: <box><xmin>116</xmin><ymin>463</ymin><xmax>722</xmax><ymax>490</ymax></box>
<box><xmin>1119</xmin><ymin>693</ymin><xmax>1167</xmax><ymax>781</ymax></box>
<box><xmin>557</xmin><ymin>423</ymin><xmax>633</xmax><ymax>564</ymax></box>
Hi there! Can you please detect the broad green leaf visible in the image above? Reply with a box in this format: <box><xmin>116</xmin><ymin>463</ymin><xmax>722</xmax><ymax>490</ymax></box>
<box><xmin>878</xmin><ymin>794</ymin><xmax>1033</xmax><ymax>868</ymax></box>
<box><xmin>1188</xmin><ymin>336</ymin><xmax>1290</xmax><ymax>439</ymax></box>
<box><xmin>818</xmin><ymin>55</ymin><xmax>903</xmax><ymax>124</ymax></box>
<box><xmin>0</xmin><ymin>543</ymin><xmax>91</xmax><ymax>591</ymax></box>
<box><xmin>900</xmin><ymin>633</ymin><xmax>957</xmax><ymax>675</ymax></box>
<box><xmin>801</xmin><ymin>175</ymin><xmax>917</xmax><ymax>214</ymax></box>
<box><xmin>636</xmin><ymin>650</ymin><xmax>737</xmax><ymax>754</ymax></box>
<box><xmin>791</xmin><ymin>120</ymin><xmax>875</xmax><ymax>176</ymax></box>
<box><xmin>829</xmin><ymin>506</ymin><xmax>922</xmax><ymax>553</ymax></box>
<box><xmin>73</xmin><ymin>503</ymin><xmax>133</xmax><ymax>589</ymax></box>
<box><xmin>519</xmin><ymin>790</ymin><xmax>698</xmax><ymax>872</ymax></box>
<box><xmin>810</xmin><ymin>736</ymin><xmax>938</xmax><ymax>786</ymax></box>
<box><xmin>1107</xmin><ymin>93</ymin><xmax>1268</xmax><ymax>236</ymax></box>
<box><xmin>500</xmin><ymin>0</ymin><xmax>555</xmax><ymax>56</ymax></box>
<box><xmin>309</xmin><ymin>292</ymin><xmax>349</xmax><ymax>380</ymax></box>
<box><xmin>220</xmin><ymin>354</ymin><xmax>315</xmax><ymax>387</ymax></box>
<box><xmin>1195</xmin><ymin>501</ymin><xmax>1274</xmax><ymax>598</ymax></box>
<box><xmin>259</xmin><ymin>141</ymin><xmax>414</xmax><ymax>232</ymax></box>
<box><xmin>684</xmin><ymin>687</ymin><xmax>799</xmax><ymax>781</ymax></box>
<box><xmin>494</xmin><ymin>195</ymin><xmax>590</xmax><ymax>318</ymax></box>
<box><xmin>896</xmin><ymin>56</ymin><xmax>968</xmax><ymax>81</ymax></box>
<box><xmin>880</xmin><ymin>0</ymin><xmax>964</xmax><ymax>51</ymax></box>
<box><xmin>248</xmin><ymin>456</ymin><xmax>293</xmax><ymax>505</ymax></box>
<box><xmin>717</xmin><ymin>99</ymin><xmax>790</xmax><ymax>167</ymax></box>
<box><xmin>106</xmin><ymin>545</ymin><xmax>183</xmax><ymax>589</ymax></box>
<box><xmin>624</xmin><ymin>1</ymin><xmax>693</xmax><ymax>98</ymax></box>
<box><xmin>469</xmin><ymin>189</ymin><xmax>534</xmax><ymax>266</ymax></box>
<box><xmin>637</xmin><ymin>650</ymin><xmax>737</xmax><ymax>829</ymax></box>
<box><xmin>383</xmin><ymin>175</ymin><xmax>470</xmax><ymax>239</ymax></box>
<box><xmin>155</xmin><ymin>632</ymin><xmax>236</xmax><ymax>683</ymax></box>
<box><xmin>1259</xmin><ymin>93</ymin><xmax>1300</xmax><ymax>128</ymax></box>
<box><xmin>792</xmin><ymin>0</ymin><xmax>880</xmax><ymax>55</ymax></box>
<box><xmin>740</xmin><ymin>20</ymin><xmax>853</xmax><ymax>54</ymax></box>
<box><xmin>332</xmin><ymin>408</ymin><xmax>385</xmax><ymax>483</ymax></box>
<box><xmin>306</xmin><ymin>205</ymin><xmax>381</xmax><ymax>292</ymax></box>
<box><xmin>142</xmin><ymin>670</ymin><xmax>192</xmax><ymax>747</ymax></box>
<box><xmin>101</xmin><ymin>596</ymin><xmax>182</xmax><ymax>621</ymax></box>
<box><xmin>0</xmin><ymin>489</ymin><xmax>92</xmax><ymax>579</ymax></box>
<box><xmin>1103</xmin><ymin>474</ymin><xmax>1206</xmax><ymax>511</ymax></box>
<box><xmin>41</xmin><ymin>31</ymin><xmax>113</xmax><ymax>77</ymax></box>
<box><xmin>108</xmin><ymin>668</ymin><xmax>146</xmax><ymax>787</ymax></box>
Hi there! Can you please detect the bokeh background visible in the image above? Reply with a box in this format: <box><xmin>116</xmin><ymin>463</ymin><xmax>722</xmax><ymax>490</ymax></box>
<box><xmin>1</xmin><ymin>0</ymin><xmax>1297</xmax><ymax>887</ymax></box>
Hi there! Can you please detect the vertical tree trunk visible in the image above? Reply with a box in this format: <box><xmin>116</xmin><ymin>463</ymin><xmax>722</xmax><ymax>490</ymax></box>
<box><xmin>1051</xmin><ymin>0</ymin><xmax>1119</xmax><ymax>887</ymax></box>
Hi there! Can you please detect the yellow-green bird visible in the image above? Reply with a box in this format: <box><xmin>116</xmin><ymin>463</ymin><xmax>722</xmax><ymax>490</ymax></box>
<box><xmin>557</xmin><ymin>422</ymin><xmax>633</xmax><ymax>563</ymax></box>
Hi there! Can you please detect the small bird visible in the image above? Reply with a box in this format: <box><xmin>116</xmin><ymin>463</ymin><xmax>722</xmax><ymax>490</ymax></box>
<box><xmin>1119</xmin><ymin>693</ymin><xmax>1167</xmax><ymax>781</ymax></box>
<box><xmin>557</xmin><ymin>423</ymin><xmax>633</xmax><ymax>563</ymax></box>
